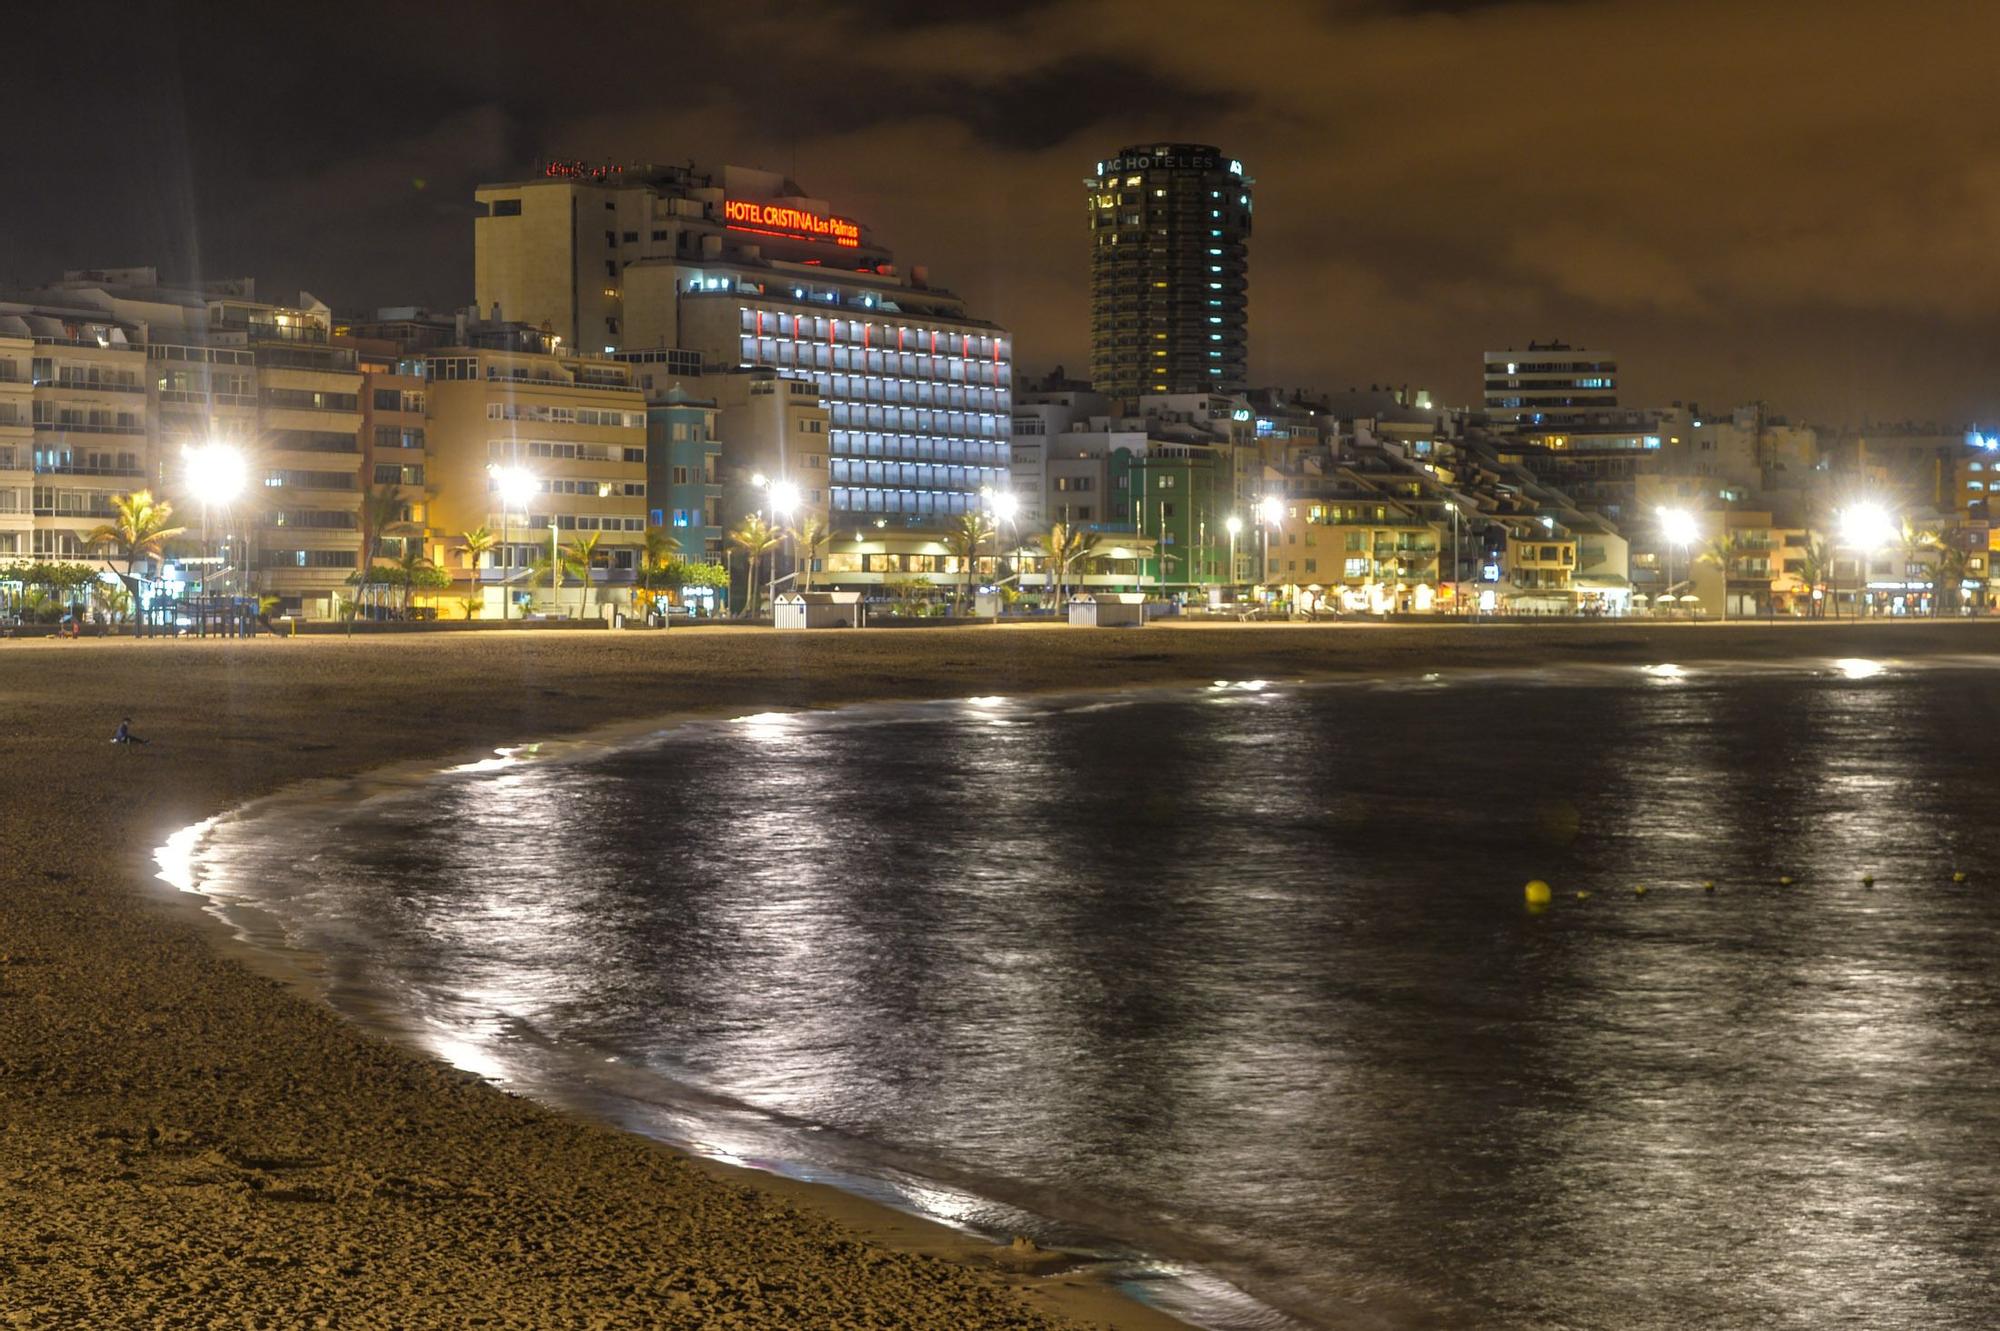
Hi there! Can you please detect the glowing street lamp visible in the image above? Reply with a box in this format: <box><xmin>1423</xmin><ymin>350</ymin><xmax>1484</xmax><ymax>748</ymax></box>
<box><xmin>183</xmin><ymin>440</ymin><xmax>247</xmax><ymax>606</ymax></box>
<box><xmin>754</xmin><ymin>476</ymin><xmax>802</xmax><ymax>616</ymax></box>
<box><xmin>1255</xmin><ymin>497</ymin><xmax>1284</xmax><ymax>601</ymax></box>
<box><xmin>184</xmin><ymin>440</ymin><xmax>246</xmax><ymax>505</ymax></box>
<box><xmin>1656</xmin><ymin>506</ymin><xmax>1698</xmax><ymax>615</ymax></box>
<box><xmin>488</xmin><ymin>464</ymin><xmax>536</xmax><ymax>621</ymax></box>
<box><xmin>983</xmin><ymin>488</ymin><xmax>1022</xmax><ymax>594</ymax></box>
<box><xmin>1225</xmin><ymin>514</ymin><xmax>1243</xmax><ymax>589</ymax></box>
<box><xmin>1837</xmin><ymin>501</ymin><xmax>1896</xmax><ymax>617</ymax></box>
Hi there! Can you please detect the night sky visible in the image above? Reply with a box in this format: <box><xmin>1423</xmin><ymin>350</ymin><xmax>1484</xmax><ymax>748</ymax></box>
<box><xmin>8</xmin><ymin>0</ymin><xmax>1998</xmax><ymax>425</ymax></box>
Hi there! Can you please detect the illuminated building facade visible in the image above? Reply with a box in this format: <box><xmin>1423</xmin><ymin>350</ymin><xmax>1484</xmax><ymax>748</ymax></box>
<box><xmin>1482</xmin><ymin>343</ymin><xmax>1619</xmax><ymax>428</ymax></box>
<box><xmin>1085</xmin><ymin>144</ymin><xmax>1252</xmax><ymax>402</ymax></box>
<box><xmin>474</xmin><ymin>160</ymin><xmax>1010</xmax><ymax>529</ymax></box>
<box><xmin>0</xmin><ymin>317</ymin><xmax>150</xmax><ymax>567</ymax></box>
<box><xmin>420</xmin><ymin>341</ymin><xmax>648</xmax><ymax>617</ymax></box>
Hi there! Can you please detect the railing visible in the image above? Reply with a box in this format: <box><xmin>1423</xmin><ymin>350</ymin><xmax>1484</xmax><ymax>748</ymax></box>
<box><xmin>33</xmin><ymin>463</ymin><xmax>145</xmax><ymax>477</ymax></box>
<box><xmin>158</xmin><ymin>389</ymin><xmax>258</xmax><ymax>407</ymax></box>
<box><xmin>32</xmin><ymin>335</ymin><xmax>143</xmax><ymax>351</ymax></box>
<box><xmin>35</xmin><ymin>377</ymin><xmax>144</xmax><ymax>393</ymax></box>
<box><xmin>32</xmin><ymin>421</ymin><xmax>146</xmax><ymax>436</ymax></box>
<box><xmin>484</xmin><ymin>371</ymin><xmax>639</xmax><ymax>396</ymax></box>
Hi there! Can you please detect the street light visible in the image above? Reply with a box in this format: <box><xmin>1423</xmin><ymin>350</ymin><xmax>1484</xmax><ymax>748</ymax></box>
<box><xmin>1443</xmin><ymin>502</ymin><xmax>1460</xmax><ymax>617</ymax></box>
<box><xmin>1657</xmin><ymin>506</ymin><xmax>1698</xmax><ymax>616</ymax></box>
<box><xmin>488</xmin><ymin>464</ymin><xmax>536</xmax><ymax>622</ymax></box>
<box><xmin>1225</xmin><ymin>514</ymin><xmax>1243</xmax><ymax>593</ymax></box>
<box><xmin>984</xmin><ymin>489</ymin><xmax>1021</xmax><ymax>598</ymax></box>
<box><xmin>183</xmin><ymin>441</ymin><xmax>247</xmax><ymax>613</ymax></box>
<box><xmin>1838</xmin><ymin>501</ymin><xmax>1895</xmax><ymax>618</ymax></box>
<box><xmin>1257</xmin><ymin>496</ymin><xmax>1284</xmax><ymax>605</ymax></box>
<box><xmin>765</xmin><ymin>478</ymin><xmax>800</xmax><ymax>617</ymax></box>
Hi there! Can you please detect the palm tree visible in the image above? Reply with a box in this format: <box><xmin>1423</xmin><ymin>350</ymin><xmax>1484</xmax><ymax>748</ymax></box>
<box><xmin>640</xmin><ymin>526</ymin><xmax>681</xmax><ymax>597</ymax></box>
<box><xmin>1896</xmin><ymin>517</ymin><xmax>1940</xmax><ymax>612</ymax></box>
<box><xmin>1697</xmin><ymin>533</ymin><xmax>1746</xmax><ymax>620</ymax></box>
<box><xmin>86</xmin><ymin>491</ymin><xmax>185</xmax><ymax>636</ymax></box>
<box><xmin>459</xmin><ymin>526</ymin><xmax>498</xmax><ymax>618</ymax></box>
<box><xmin>359</xmin><ymin>485</ymin><xmax>416</xmax><ymax>614</ymax></box>
<box><xmin>1034</xmin><ymin>522</ymin><xmax>1103</xmax><ymax>614</ymax></box>
<box><xmin>789</xmin><ymin>516</ymin><xmax>830</xmax><ymax>593</ymax></box>
<box><xmin>729</xmin><ymin>514</ymin><xmax>781</xmax><ymax>618</ymax></box>
<box><xmin>528</xmin><ymin>546</ymin><xmax>580</xmax><ymax>612</ymax></box>
<box><xmin>1796</xmin><ymin>533</ymin><xmax>1833</xmax><ymax>618</ymax></box>
<box><xmin>945</xmin><ymin>511</ymin><xmax>996</xmax><ymax>616</ymax></box>
<box><xmin>568</xmin><ymin>531</ymin><xmax>604</xmax><ymax>620</ymax></box>
<box><xmin>394</xmin><ymin>544</ymin><xmax>435</xmax><ymax>617</ymax></box>
<box><xmin>1934</xmin><ymin>543</ymin><xmax>1973</xmax><ymax>616</ymax></box>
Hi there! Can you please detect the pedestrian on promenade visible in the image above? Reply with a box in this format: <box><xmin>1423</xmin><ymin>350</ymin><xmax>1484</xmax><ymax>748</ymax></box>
<box><xmin>111</xmin><ymin>717</ymin><xmax>148</xmax><ymax>747</ymax></box>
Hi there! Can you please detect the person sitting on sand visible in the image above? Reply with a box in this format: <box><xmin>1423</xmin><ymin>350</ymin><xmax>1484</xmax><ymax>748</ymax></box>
<box><xmin>111</xmin><ymin>717</ymin><xmax>148</xmax><ymax>746</ymax></box>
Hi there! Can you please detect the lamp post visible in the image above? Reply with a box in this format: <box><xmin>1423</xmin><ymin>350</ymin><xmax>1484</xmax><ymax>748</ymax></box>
<box><xmin>183</xmin><ymin>440</ymin><xmax>246</xmax><ymax>631</ymax></box>
<box><xmin>1225</xmin><ymin>514</ymin><xmax>1243</xmax><ymax>597</ymax></box>
<box><xmin>985</xmin><ymin>488</ymin><xmax>1020</xmax><ymax>609</ymax></box>
<box><xmin>488</xmin><ymin>464</ymin><xmax>535</xmax><ymax>622</ymax></box>
<box><xmin>1443</xmin><ymin>502</ymin><xmax>1461</xmax><ymax>617</ymax></box>
<box><xmin>1657</xmin><ymin>506</ymin><xmax>1698</xmax><ymax>618</ymax></box>
<box><xmin>1837</xmin><ymin>501</ymin><xmax>1894</xmax><ymax>620</ymax></box>
<box><xmin>767</xmin><ymin>478</ymin><xmax>800</xmax><ymax>616</ymax></box>
<box><xmin>1257</xmin><ymin>495</ymin><xmax>1283</xmax><ymax>610</ymax></box>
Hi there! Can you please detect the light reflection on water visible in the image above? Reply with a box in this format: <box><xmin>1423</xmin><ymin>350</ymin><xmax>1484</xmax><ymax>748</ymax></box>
<box><xmin>179</xmin><ymin>664</ymin><xmax>2000</xmax><ymax>1330</ymax></box>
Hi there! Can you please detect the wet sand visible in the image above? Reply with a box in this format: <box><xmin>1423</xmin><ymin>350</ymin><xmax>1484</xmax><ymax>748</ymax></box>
<box><xmin>2</xmin><ymin>619</ymin><xmax>1996</xmax><ymax>1329</ymax></box>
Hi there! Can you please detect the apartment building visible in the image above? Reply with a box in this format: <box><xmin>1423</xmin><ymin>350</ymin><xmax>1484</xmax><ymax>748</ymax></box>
<box><xmin>422</xmin><ymin>343</ymin><xmax>647</xmax><ymax>617</ymax></box>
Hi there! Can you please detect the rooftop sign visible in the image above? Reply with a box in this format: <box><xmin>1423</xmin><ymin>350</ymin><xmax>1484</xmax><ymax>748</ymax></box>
<box><xmin>544</xmin><ymin>160</ymin><xmax>625</xmax><ymax>181</ymax></box>
<box><xmin>723</xmin><ymin>198</ymin><xmax>860</xmax><ymax>248</ymax></box>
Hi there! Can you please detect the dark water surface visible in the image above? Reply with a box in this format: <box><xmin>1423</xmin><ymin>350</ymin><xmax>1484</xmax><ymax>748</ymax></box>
<box><xmin>178</xmin><ymin>659</ymin><xmax>2000</xmax><ymax>1329</ymax></box>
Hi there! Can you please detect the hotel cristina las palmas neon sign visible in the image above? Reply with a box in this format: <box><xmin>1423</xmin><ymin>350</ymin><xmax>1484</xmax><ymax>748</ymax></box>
<box><xmin>723</xmin><ymin>199</ymin><xmax>861</xmax><ymax>248</ymax></box>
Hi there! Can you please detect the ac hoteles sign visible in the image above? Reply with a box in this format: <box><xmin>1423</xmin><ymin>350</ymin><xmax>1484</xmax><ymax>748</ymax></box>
<box><xmin>723</xmin><ymin>199</ymin><xmax>861</xmax><ymax>248</ymax></box>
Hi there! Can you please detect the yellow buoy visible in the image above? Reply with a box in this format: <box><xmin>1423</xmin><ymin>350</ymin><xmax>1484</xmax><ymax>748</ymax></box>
<box><xmin>1778</xmin><ymin>875</ymin><xmax>1793</xmax><ymax>886</ymax></box>
<box><xmin>1634</xmin><ymin>884</ymin><xmax>1649</xmax><ymax>898</ymax></box>
<box><xmin>1575</xmin><ymin>889</ymin><xmax>1592</xmax><ymax>901</ymax></box>
<box><xmin>1952</xmin><ymin>871</ymin><xmax>1967</xmax><ymax>884</ymax></box>
<box><xmin>1524</xmin><ymin>879</ymin><xmax>1553</xmax><ymax>906</ymax></box>
<box><xmin>1862</xmin><ymin>875</ymin><xmax>1875</xmax><ymax>888</ymax></box>
<box><xmin>1703</xmin><ymin>880</ymin><xmax>1716</xmax><ymax>894</ymax></box>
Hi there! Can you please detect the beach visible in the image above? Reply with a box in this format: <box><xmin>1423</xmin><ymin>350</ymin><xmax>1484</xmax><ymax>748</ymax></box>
<box><xmin>3</xmin><ymin>619</ymin><xmax>1997</xmax><ymax>1330</ymax></box>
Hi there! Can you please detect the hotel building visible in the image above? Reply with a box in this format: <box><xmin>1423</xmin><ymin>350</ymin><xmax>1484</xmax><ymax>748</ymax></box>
<box><xmin>1084</xmin><ymin>144</ymin><xmax>1252</xmax><ymax>402</ymax></box>
<box><xmin>473</xmin><ymin>161</ymin><xmax>1010</xmax><ymax>531</ymax></box>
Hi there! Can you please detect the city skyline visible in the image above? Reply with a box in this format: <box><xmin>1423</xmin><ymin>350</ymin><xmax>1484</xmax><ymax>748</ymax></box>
<box><xmin>7</xmin><ymin>1</ymin><xmax>2000</xmax><ymax>425</ymax></box>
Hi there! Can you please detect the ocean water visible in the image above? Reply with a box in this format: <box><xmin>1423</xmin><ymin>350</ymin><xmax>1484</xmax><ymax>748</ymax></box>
<box><xmin>172</xmin><ymin>659</ymin><xmax>2000</xmax><ymax>1329</ymax></box>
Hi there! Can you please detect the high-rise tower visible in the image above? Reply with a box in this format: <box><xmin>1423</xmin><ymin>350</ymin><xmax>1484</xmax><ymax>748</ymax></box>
<box><xmin>1085</xmin><ymin>144</ymin><xmax>1251</xmax><ymax>403</ymax></box>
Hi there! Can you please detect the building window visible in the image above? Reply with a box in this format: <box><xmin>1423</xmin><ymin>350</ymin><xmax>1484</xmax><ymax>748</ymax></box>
<box><xmin>490</xmin><ymin>198</ymin><xmax>522</xmax><ymax>217</ymax></box>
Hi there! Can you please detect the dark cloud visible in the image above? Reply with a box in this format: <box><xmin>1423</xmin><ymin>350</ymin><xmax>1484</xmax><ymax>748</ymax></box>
<box><xmin>5</xmin><ymin>0</ymin><xmax>2000</xmax><ymax>425</ymax></box>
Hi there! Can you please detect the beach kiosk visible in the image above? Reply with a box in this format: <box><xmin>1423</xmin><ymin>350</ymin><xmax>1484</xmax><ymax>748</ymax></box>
<box><xmin>1067</xmin><ymin>592</ymin><xmax>1147</xmax><ymax>628</ymax></box>
<box><xmin>774</xmin><ymin>590</ymin><xmax>863</xmax><ymax>629</ymax></box>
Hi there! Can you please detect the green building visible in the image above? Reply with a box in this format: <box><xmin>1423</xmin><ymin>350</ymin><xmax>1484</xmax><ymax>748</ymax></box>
<box><xmin>1110</xmin><ymin>442</ymin><xmax>1232</xmax><ymax>594</ymax></box>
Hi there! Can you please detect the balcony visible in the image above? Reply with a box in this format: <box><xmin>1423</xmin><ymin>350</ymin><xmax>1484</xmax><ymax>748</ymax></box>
<box><xmin>34</xmin><ymin>463</ymin><xmax>145</xmax><ymax>478</ymax></box>
<box><xmin>33</xmin><ymin>421</ymin><xmax>146</xmax><ymax>437</ymax></box>
<box><xmin>34</xmin><ymin>377</ymin><xmax>144</xmax><ymax>394</ymax></box>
